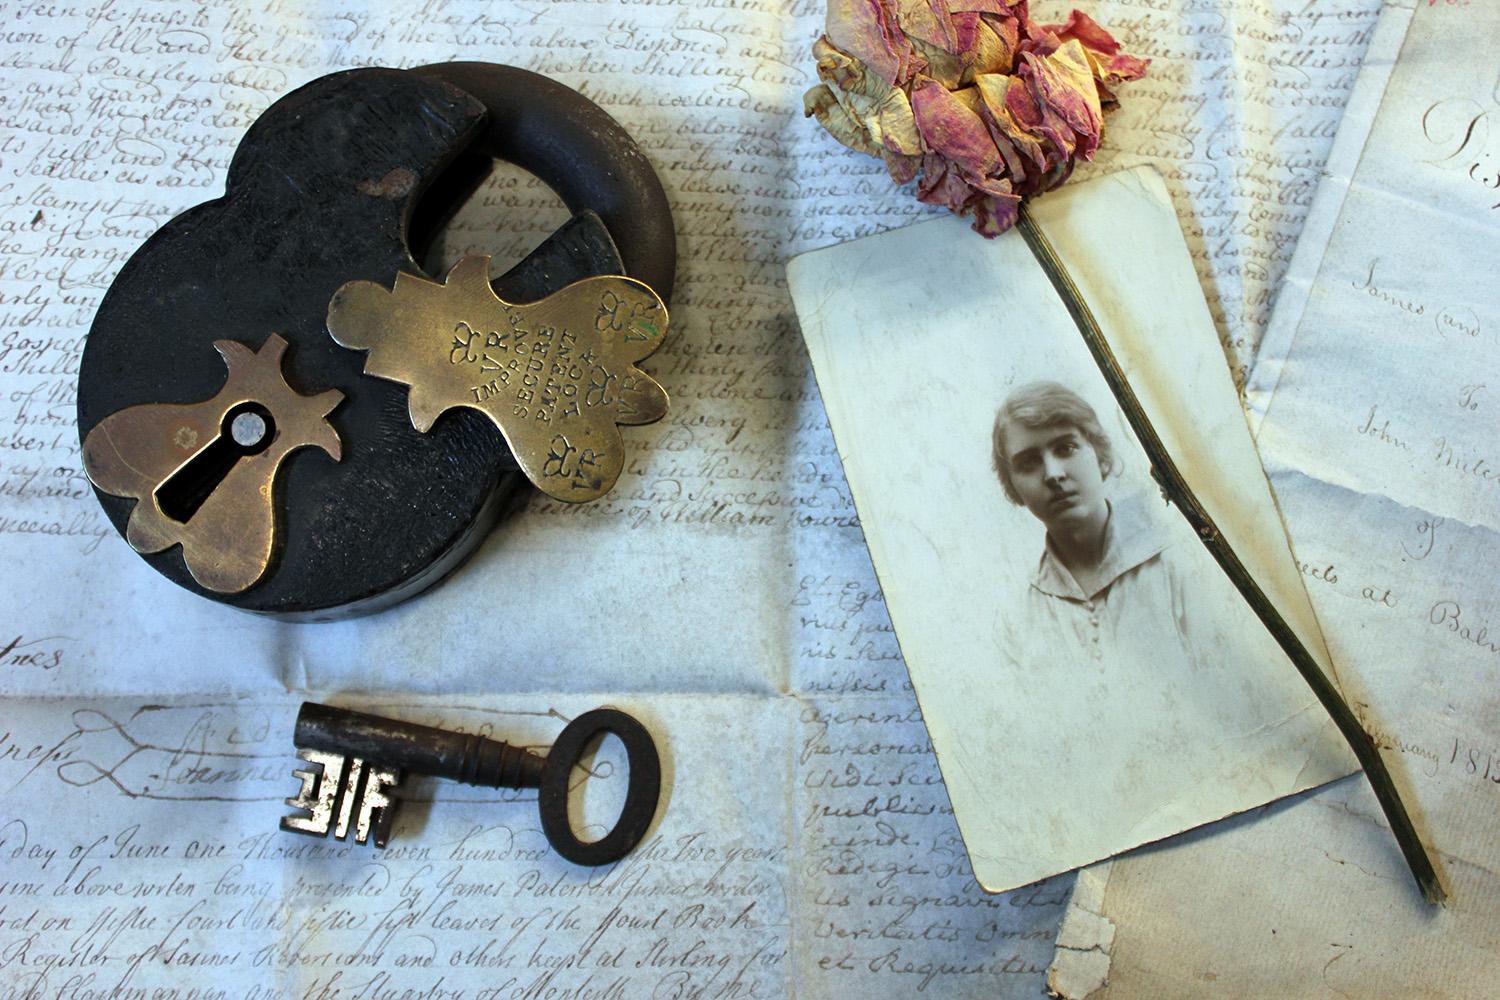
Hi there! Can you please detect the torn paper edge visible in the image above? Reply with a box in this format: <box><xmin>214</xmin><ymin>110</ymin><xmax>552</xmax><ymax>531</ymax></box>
<box><xmin>1046</xmin><ymin>863</ymin><xmax>1116</xmax><ymax>999</ymax></box>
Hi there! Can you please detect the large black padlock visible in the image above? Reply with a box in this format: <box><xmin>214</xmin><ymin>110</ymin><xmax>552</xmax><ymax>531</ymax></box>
<box><xmin>76</xmin><ymin>65</ymin><xmax>676</xmax><ymax>620</ymax></box>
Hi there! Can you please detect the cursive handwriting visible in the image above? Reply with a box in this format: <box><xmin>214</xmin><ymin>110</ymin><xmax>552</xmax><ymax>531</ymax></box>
<box><xmin>1448</xmin><ymin>737</ymin><xmax>1500</xmax><ymax>789</ymax></box>
<box><xmin>1401</xmin><ymin>515</ymin><xmax>1443</xmax><ymax>560</ymax></box>
<box><xmin>1433</xmin><ymin>436</ymin><xmax>1500</xmax><ymax>489</ymax></box>
<box><xmin>1355</xmin><ymin>404</ymin><xmax>1410</xmax><ymax>451</ymax></box>
<box><xmin>1427</xmin><ymin>600</ymin><xmax>1500</xmax><ymax>654</ymax></box>
<box><xmin>1351</xmin><ymin>258</ymin><xmax>1426</xmax><ymax>319</ymax></box>
<box><xmin>0</xmin><ymin>1</ymin><xmax>1386</xmax><ymax>996</ymax></box>
<box><xmin>0</xmin><ymin>633</ymin><xmax>67</xmax><ymax>671</ymax></box>
<box><xmin>1421</xmin><ymin>99</ymin><xmax>1500</xmax><ymax>208</ymax></box>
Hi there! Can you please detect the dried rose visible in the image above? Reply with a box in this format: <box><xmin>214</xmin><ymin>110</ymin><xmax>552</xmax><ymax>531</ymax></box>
<box><xmin>804</xmin><ymin>2</ymin><xmax>1147</xmax><ymax>236</ymax></box>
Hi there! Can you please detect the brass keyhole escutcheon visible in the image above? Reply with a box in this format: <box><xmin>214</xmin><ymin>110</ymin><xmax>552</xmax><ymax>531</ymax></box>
<box><xmin>155</xmin><ymin>401</ymin><xmax>278</xmax><ymax>525</ymax></box>
<box><xmin>82</xmin><ymin>335</ymin><xmax>343</xmax><ymax>594</ymax></box>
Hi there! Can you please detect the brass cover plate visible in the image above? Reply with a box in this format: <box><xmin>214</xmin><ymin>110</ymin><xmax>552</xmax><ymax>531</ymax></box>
<box><xmin>327</xmin><ymin>256</ymin><xmax>668</xmax><ymax>503</ymax></box>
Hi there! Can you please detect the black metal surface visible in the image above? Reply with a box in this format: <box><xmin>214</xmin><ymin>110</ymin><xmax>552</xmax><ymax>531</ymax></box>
<box><xmin>413</xmin><ymin>63</ymin><xmax>677</xmax><ymax>302</ymax></box>
<box><xmin>295</xmin><ymin>701</ymin><xmax>545</xmax><ymax>788</ymax></box>
<box><xmin>77</xmin><ymin>65</ymin><xmax>675</xmax><ymax>619</ymax></box>
<box><xmin>539</xmin><ymin>708</ymin><xmax>662</xmax><ymax>867</ymax></box>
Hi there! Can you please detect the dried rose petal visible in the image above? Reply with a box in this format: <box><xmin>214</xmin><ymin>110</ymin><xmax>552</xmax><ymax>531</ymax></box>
<box><xmin>1026</xmin><ymin>41</ymin><xmax>1103</xmax><ymax>157</ymax></box>
<box><xmin>910</xmin><ymin>76</ymin><xmax>1002</xmax><ymax>179</ymax></box>
<box><xmin>809</xmin><ymin>36</ymin><xmax>924</xmax><ymax>160</ymax></box>
<box><xmin>805</xmin><ymin>1</ymin><xmax>1145</xmax><ymax>236</ymax></box>
<box><xmin>826</xmin><ymin>0</ymin><xmax>923</xmax><ymax>86</ymax></box>
<box><xmin>805</xmin><ymin>84</ymin><xmax>883</xmax><ymax>156</ymax></box>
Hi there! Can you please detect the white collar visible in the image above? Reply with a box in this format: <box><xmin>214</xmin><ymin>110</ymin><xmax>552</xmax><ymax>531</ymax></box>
<box><xmin>1030</xmin><ymin>493</ymin><xmax>1170</xmax><ymax>602</ymax></box>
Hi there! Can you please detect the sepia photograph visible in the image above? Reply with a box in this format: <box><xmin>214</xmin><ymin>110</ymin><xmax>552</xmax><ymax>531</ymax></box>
<box><xmin>990</xmin><ymin>380</ymin><xmax>1248</xmax><ymax>682</ymax></box>
<box><xmin>792</xmin><ymin>174</ymin><xmax>1353</xmax><ymax>893</ymax></box>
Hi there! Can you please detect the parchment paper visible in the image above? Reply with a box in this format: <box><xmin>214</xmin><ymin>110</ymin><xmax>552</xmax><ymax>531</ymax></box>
<box><xmin>0</xmin><ymin>1</ymin><xmax>1382</xmax><ymax>995</ymax></box>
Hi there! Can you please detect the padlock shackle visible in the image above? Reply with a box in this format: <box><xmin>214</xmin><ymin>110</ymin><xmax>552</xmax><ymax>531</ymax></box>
<box><xmin>413</xmin><ymin>62</ymin><xmax>677</xmax><ymax>303</ymax></box>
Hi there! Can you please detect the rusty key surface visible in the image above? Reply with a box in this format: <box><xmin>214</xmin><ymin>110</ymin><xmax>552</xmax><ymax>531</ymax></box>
<box><xmin>283</xmin><ymin>702</ymin><xmax>662</xmax><ymax>866</ymax></box>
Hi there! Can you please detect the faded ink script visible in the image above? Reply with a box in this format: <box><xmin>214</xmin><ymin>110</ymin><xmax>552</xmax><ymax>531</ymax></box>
<box><xmin>0</xmin><ymin>0</ymin><xmax>1376</xmax><ymax>997</ymax></box>
<box><xmin>0</xmin><ymin>697</ymin><xmax>1066</xmax><ymax>998</ymax></box>
<box><xmin>1253</xmin><ymin>0</ymin><xmax>1500</xmax><ymax>870</ymax></box>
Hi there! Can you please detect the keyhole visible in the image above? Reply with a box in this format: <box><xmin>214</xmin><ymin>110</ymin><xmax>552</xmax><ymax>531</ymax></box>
<box><xmin>155</xmin><ymin>401</ymin><xmax>276</xmax><ymax>524</ymax></box>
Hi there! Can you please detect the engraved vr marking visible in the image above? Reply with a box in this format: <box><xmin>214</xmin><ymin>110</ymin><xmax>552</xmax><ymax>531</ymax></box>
<box><xmin>80</xmin><ymin>334</ymin><xmax>344</xmax><ymax>594</ymax></box>
<box><xmin>326</xmin><ymin>256</ymin><xmax>669</xmax><ymax>503</ymax></box>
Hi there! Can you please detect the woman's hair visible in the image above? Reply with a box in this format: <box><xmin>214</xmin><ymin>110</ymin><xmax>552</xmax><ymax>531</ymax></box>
<box><xmin>991</xmin><ymin>381</ymin><xmax>1116</xmax><ymax>505</ymax></box>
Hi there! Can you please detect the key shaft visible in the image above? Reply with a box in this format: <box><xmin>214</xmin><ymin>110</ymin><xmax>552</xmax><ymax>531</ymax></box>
<box><xmin>294</xmin><ymin>702</ymin><xmax>544</xmax><ymax>788</ymax></box>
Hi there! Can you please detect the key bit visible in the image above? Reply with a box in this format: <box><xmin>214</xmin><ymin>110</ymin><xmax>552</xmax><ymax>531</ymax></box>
<box><xmin>281</xmin><ymin>750</ymin><xmax>401</xmax><ymax>848</ymax></box>
<box><xmin>282</xmin><ymin>702</ymin><xmax>662</xmax><ymax>866</ymax></box>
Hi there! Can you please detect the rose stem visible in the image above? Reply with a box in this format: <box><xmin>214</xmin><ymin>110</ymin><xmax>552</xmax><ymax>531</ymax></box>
<box><xmin>1015</xmin><ymin>203</ymin><xmax>1445</xmax><ymax>906</ymax></box>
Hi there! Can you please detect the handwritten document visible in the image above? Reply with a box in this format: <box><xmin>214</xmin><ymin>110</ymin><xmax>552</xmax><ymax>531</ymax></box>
<box><xmin>0</xmin><ymin>0</ymin><xmax>1378</xmax><ymax>996</ymax></box>
<box><xmin>1049</xmin><ymin>3</ymin><xmax>1500</xmax><ymax>996</ymax></box>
